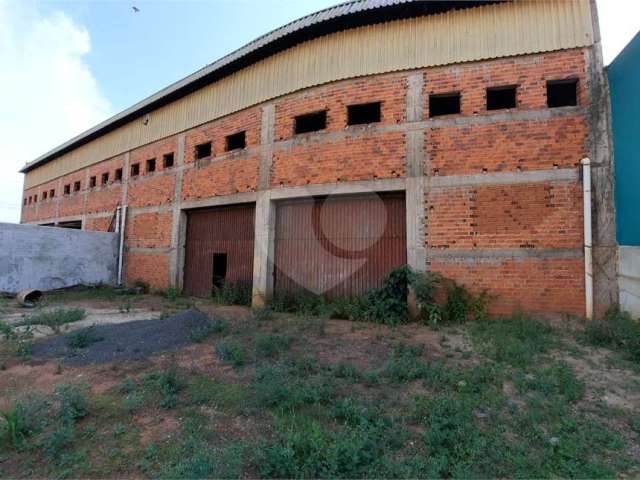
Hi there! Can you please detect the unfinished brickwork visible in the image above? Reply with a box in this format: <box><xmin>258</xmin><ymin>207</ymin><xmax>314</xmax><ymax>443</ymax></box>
<box><xmin>21</xmin><ymin>43</ymin><xmax>611</xmax><ymax>316</ymax></box>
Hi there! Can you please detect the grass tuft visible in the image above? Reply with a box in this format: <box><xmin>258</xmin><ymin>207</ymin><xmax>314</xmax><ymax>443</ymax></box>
<box><xmin>17</xmin><ymin>308</ymin><xmax>86</xmax><ymax>328</ymax></box>
<box><xmin>584</xmin><ymin>309</ymin><xmax>640</xmax><ymax>362</ymax></box>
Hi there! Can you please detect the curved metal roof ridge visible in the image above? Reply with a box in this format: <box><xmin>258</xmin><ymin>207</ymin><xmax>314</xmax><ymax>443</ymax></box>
<box><xmin>21</xmin><ymin>0</ymin><xmax>503</xmax><ymax>173</ymax></box>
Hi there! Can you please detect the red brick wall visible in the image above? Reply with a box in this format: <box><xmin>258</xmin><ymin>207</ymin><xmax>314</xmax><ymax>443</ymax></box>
<box><xmin>271</xmin><ymin>132</ymin><xmax>405</xmax><ymax>187</ymax></box>
<box><xmin>21</xmin><ymin>48</ymin><xmax>591</xmax><ymax>316</ymax></box>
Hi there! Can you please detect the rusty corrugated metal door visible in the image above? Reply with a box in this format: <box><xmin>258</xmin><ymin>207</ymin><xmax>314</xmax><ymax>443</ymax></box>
<box><xmin>274</xmin><ymin>192</ymin><xmax>406</xmax><ymax>298</ymax></box>
<box><xmin>183</xmin><ymin>204</ymin><xmax>255</xmax><ymax>297</ymax></box>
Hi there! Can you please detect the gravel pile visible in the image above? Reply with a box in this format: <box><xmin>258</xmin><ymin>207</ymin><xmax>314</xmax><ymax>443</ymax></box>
<box><xmin>31</xmin><ymin>309</ymin><xmax>211</xmax><ymax>366</ymax></box>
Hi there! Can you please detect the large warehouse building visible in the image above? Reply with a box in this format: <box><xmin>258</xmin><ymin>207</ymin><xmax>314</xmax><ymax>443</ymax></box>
<box><xmin>19</xmin><ymin>0</ymin><xmax>617</xmax><ymax>316</ymax></box>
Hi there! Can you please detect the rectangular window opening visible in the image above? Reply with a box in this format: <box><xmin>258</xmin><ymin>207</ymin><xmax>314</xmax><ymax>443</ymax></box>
<box><xmin>294</xmin><ymin>110</ymin><xmax>327</xmax><ymax>134</ymax></box>
<box><xmin>212</xmin><ymin>253</ymin><xmax>228</xmax><ymax>290</ymax></box>
<box><xmin>429</xmin><ymin>92</ymin><xmax>461</xmax><ymax>117</ymax></box>
<box><xmin>196</xmin><ymin>142</ymin><xmax>212</xmax><ymax>159</ymax></box>
<box><xmin>547</xmin><ymin>79</ymin><xmax>578</xmax><ymax>108</ymax></box>
<box><xmin>28</xmin><ymin>196</ymin><xmax>32</xmax><ymax>205</ymax></box>
<box><xmin>89</xmin><ymin>176</ymin><xmax>97</xmax><ymax>188</ymax></box>
<box><xmin>50</xmin><ymin>189</ymin><xmax>55</xmax><ymax>198</ymax></box>
<box><xmin>33</xmin><ymin>195</ymin><xmax>37</xmax><ymax>203</ymax></box>
<box><xmin>115</xmin><ymin>168</ymin><xmax>123</xmax><ymax>182</ymax></box>
<box><xmin>487</xmin><ymin>86</ymin><xmax>517</xmax><ymax>110</ymax></box>
<box><xmin>43</xmin><ymin>191</ymin><xmax>47</xmax><ymax>200</ymax></box>
<box><xmin>64</xmin><ymin>185</ymin><xmax>71</xmax><ymax>195</ymax></box>
<box><xmin>101</xmin><ymin>172</ymin><xmax>109</xmax><ymax>185</ymax></box>
<box><xmin>163</xmin><ymin>152</ymin><xmax>174</xmax><ymax>168</ymax></box>
<box><xmin>73</xmin><ymin>181</ymin><xmax>81</xmax><ymax>192</ymax></box>
<box><xmin>131</xmin><ymin>163</ymin><xmax>140</xmax><ymax>177</ymax></box>
<box><xmin>23</xmin><ymin>198</ymin><xmax>27</xmax><ymax>206</ymax></box>
<box><xmin>347</xmin><ymin>102</ymin><xmax>381</xmax><ymax>125</ymax></box>
<box><xmin>146</xmin><ymin>158</ymin><xmax>156</xmax><ymax>173</ymax></box>
<box><xmin>225</xmin><ymin>131</ymin><xmax>246</xmax><ymax>151</ymax></box>
<box><xmin>58</xmin><ymin>220</ymin><xmax>82</xmax><ymax>230</ymax></box>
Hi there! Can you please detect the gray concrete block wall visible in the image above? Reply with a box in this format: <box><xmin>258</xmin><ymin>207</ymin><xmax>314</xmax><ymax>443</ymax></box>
<box><xmin>0</xmin><ymin>223</ymin><xmax>118</xmax><ymax>293</ymax></box>
<box><xmin>619</xmin><ymin>246</ymin><xmax>640</xmax><ymax>318</ymax></box>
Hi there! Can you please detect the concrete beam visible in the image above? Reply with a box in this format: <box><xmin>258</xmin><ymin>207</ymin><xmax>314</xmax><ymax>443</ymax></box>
<box><xmin>269</xmin><ymin>178</ymin><xmax>405</xmax><ymax>201</ymax></box>
<box><xmin>251</xmin><ymin>190</ymin><xmax>275</xmax><ymax>307</ymax></box>
<box><xmin>427</xmin><ymin>247</ymin><xmax>583</xmax><ymax>262</ymax></box>
<box><xmin>180</xmin><ymin>191</ymin><xmax>258</xmax><ymax>211</ymax></box>
<box><xmin>427</xmin><ymin>168</ymin><xmax>578</xmax><ymax>189</ymax></box>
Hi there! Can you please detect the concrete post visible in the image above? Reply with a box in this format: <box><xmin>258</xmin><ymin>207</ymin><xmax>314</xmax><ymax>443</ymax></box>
<box><xmin>252</xmin><ymin>103</ymin><xmax>277</xmax><ymax>307</ymax></box>
<box><xmin>170</xmin><ymin>134</ymin><xmax>186</xmax><ymax>289</ymax></box>
<box><xmin>252</xmin><ymin>190</ymin><xmax>275</xmax><ymax>307</ymax></box>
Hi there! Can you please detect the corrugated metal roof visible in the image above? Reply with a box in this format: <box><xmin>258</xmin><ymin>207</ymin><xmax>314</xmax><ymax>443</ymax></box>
<box><xmin>20</xmin><ymin>0</ymin><xmax>502</xmax><ymax>174</ymax></box>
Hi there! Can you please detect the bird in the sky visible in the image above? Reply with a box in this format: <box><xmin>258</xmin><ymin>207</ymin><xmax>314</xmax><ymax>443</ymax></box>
<box><xmin>132</xmin><ymin>6</ymin><xmax>140</xmax><ymax>13</ymax></box>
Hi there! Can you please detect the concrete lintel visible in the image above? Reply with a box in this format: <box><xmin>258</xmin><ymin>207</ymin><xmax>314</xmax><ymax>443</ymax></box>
<box><xmin>427</xmin><ymin>168</ymin><xmax>578</xmax><ymax>189</ymax></box>
<box><xmin>428</xmin><ymin>248</ymin><xmax>583</xmax><ymax>262</ymax></box>
<box><xmin>269</xmin><ymin>178</ymin><xmax>406</xmax><ymax>201</ymax></box>
<box><xmin>127</xmin><ymin>204</ymin><xmax>173</xmax><ymax>216</ymax></box>
<box><xmin>127</xmin><ymin>246</ymin><xmax>172</xmax><ymax>254</ymax></box>
<box><xmin>424</xmin><ymin>106</ymin><xmax>585</xmax><ymax>129</ymax></box>
<box><xmin>180</xmin><ymin>191</ymin><xmax>258</xmax><ymax>211</ymax></box>
<box><xmin>252</xmin><ymin>190</ymin><xmax>275</xmax><ymax>307</ymax></box>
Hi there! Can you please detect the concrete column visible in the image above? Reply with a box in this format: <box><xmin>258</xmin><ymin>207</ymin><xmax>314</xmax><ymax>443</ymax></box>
<box><xmin>252</xmin><ymin>190</ymin><xmax>275</xmax><ymax>307</ymax></box>
<box><xmin>405</xmin><ymin>73</ymin><xmax>427</xmax><ymax>272</ymax></box>
<box><xmin>587</xmin><ymin>0</ymin><xmax>619</xmax><ymax>316</ymax></box>
<box><xmin>252</xmin><ymin>104</ymin><xmax>277</xmax><ymax>307</ymax></box>
<box><xmin>169</xmin><ymin>134</ymin><xmax>186</xmax><ymax>288</ymax></box>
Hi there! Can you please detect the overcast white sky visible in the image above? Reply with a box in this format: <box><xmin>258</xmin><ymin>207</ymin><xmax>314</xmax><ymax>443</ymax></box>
<box><xmin>0</xmin><ymin>0</ymin><xmax>638</xmax><ymax>224</ymax></box>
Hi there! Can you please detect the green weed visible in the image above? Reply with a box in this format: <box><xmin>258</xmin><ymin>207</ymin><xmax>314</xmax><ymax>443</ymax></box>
<box><xmin>190</xmin><ymin>318</ymin><xmax>228</xmax><ymax>343</ymax></box>
<box><xmin>56</xmin><ymin>384</ymin><xmax>90</xmax><ymax>425</ymax></box>
<box><xmin>66</xmin><ymin>326</ymin><xmax>104</xmax><ymax>349</ymax></box>
<box><xmin>17</xmin><ymin>308</ymin><xmax>85</xmax><ymax>328</ymax></box>
<box><xmin>212</xmin><ymin>281</ymin><xmax>251</xmax><ymax>306</ymax></box>
<box><xmin>255</xmin><ymin>334</ymin><xmax>294</xmax><ymax>357</ymax></box>
<box><xmin>584</xmin><ymin>309</ymin><xmax>640</xmax><ymax>362</ymax></box>
<box><xmin>471</xmin><ymin>313</ymin><xmax>555</xmax><ymax>366</ymax></box>
<box><xmin>215</xmin><ymin>340</ymin><xmax>246</xmax><ymax>367</ymax></box>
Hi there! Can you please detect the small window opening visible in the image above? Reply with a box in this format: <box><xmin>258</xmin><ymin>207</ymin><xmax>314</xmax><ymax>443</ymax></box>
<box><xmin>23</xmin><ymin>198</ymin><xmax>27</xmax><ymax>206</ymax></box>
<box><xmin>58</xmin><ymin>220</ymin><xmax>82</xmax><ymax>230</ymax></box>
<box><xmin>64</xmin><ymin>185</ymin><xmax>71</xmax><ymax>195</ymax></box>
<box><xmin>33</xmin><ymin>195</ymin><xmax>37</xmax><ymax>203</ymax></box>
<box><xmin>131</xmin><ymin>163</ymin><xmax>140</xmax><ymax>177</ymax></box>
<box><xmin>347</xmin><ymin>102</ymin><xmax>381</xmax><ymax>125</ymax></box>
<box><xmin>487</xmin><ymin>86</ymin><xmax>517</xmax><ymax>110</ymax></box>
<box><xmin>43</xmin><ymin>191</ymin><xmax>47</xmax><ymax>200</ymax></box>
<box><xmin>115</xmin><ymin>168</ymin><xmax>123</xmax><ymax>181</ymax></box>
<box><xmin>225</xmin><ymin>131</ymin><xmax>246</xmax><ymax>151</ymax></box>
<box><xmin>73</xmin><ymin>181</ymin><xmax>81</xmax><ymax>192</ymax></box>
<box><xmin>28</xmin><ymin>196</ymin><xmax>32</xmax><ymax>205</ymax></box>
<box><xmin>547</xmin><ymin>79</ymin><xmax>578</xmax><ymax>108</ymax></box>
<box><xmin>50</xmin><ymin>189</ymin><xmax>55</xmax><ymax>198</ymax></box>
<box><xmin>196</xmin><ymin>142</ymin><xmax>212</xmax><ymax>159</ymax></box>
<box><xmin>429</xmin><ymin>92</ymin><xmax>461</xmax><ymax>117</ymax></box>
<box><xmin>101</xmin><ymin>172</ymin><xmax>109</xmax><ymax>185</ymax></box>
<box><xmin>146</xmin><ymin>158</ymin><xmax>156</xmax><ymax>173</ymax></box>
<box><xmin>212</xmin><ymin>253</ymin><xmax>228</xmax><ymax>290</ymax></box>
<box><xmin>89</xmin><ymin>176</ymin><xmax>97</xmax><ymax>188</ymax></box>
<box><xmin>163</xmin><ymin>152</ymin><xmax>174</xmax><ymax>168</ymax></box>
<box><xmin>294</xmin><ymin>110</ymin><xmax>327</xmax><ymax>134</ymax></box>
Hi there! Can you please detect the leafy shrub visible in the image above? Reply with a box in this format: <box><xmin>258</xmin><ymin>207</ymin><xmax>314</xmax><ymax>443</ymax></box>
<box><xmin>362</xmin><ymin>266</ymin><xmax>410</xmax><ymax>325</ymax></box>
<box><xmin>154</xmin><ymin>364</ymin><xmax>185</xmax><ymax>409</ymax></box>
<box><xmin>440</xmin><ymin>282</ymin><xmax>491</xmax><ymax>325</ymax></box>
<box><xmin>122</xmin><ymin>391</ymin><xmax>145</xmax><ymax>413</ymax></box>
<box><xmin>256</xmin><ymin>334</ymin><xmax>294</xmax><ymax>357</ymax></box>
<box><xmin>18</xmin><ymin>308</ymin><xmax>85</xmax><ymax>328</ymax></box>
<box><xmin>0</xmin><ymin>394</ymin><xmax>51</xmax><ymax>447</ymax></box>
<box><xmin>190</xmin><ymin>318</ymin><xmax>228</xmax><ymax>343</ymax></box>
<box><xmin>470</xmin><ymin>313</ymin><xmax>554</xmax><ymax>366</ymax></box>
<box><xmin>161</xmin><ymin>287</ymin><xmax>180</xmax><ymax>301</ymax></box>
<box><xmin>0</xmin><ymin>319</ymin><xmax>13</xmax><ymax>339</ymax></box>
<box><xmin>584</xmin><ymin>309</ymin><xmax>640</xmax><ymax>361</ymax></box>
<box><xmin>42</xmin><ymin>425</ymin><xmax>75</xmax><ymax>459</ymax></box>
<box><xmin>56</xmin><ymin>384</ymin><xmax>90</xmax><ymax>425</ymax></box>
<box><xmin>331</xmin><ymin>362</ymin><xmax>362</xmax><ymax>382</ymax></box>
<box><xmin>66</xmin><ymin>326</ymin><xmax>104</xmax><ymax>349</ymax></box>
<box><xmin>212</xmin><ymin>281</ymin><xmax>251</xmax><ymax>306</ymax></box>
<box><xmin>215</xmin><ymin>341</ymin><xmax>246</xmax><ymax>367</ymax></box>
